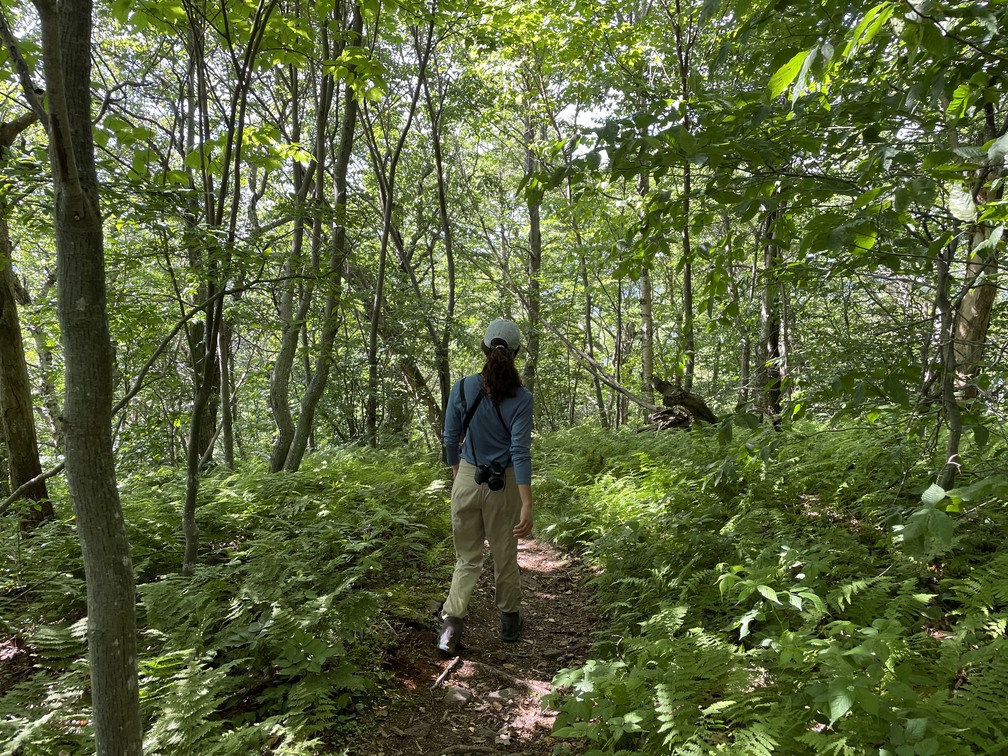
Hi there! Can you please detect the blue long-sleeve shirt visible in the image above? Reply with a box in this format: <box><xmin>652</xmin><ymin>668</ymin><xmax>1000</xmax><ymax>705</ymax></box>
<box><xmin>443</xmin><ymin>374</ymin><xmax>534</xmax><ymax>485</ymax></box>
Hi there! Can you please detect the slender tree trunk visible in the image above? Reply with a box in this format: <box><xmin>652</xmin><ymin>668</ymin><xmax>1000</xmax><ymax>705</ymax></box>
<box><xmin>25</xmin><ymin>270</ymin><xmax>63</xmax><ymax>450</ymax></box>
<box><xmin>681</xmin><ymin>169</ymin><xmax>695</xmax><ymax>391</ymax></box>
<box><xmin>614</xmin><ymin>280</ymin><xmax>627</xmax><ymax>427</ymax></box>
<box><xmin>522</xmin><ymin>112</ymin><xmax>543</xmax><ymax>393</ymax></box>
<box><xmin>639</xmin><ymin>267</ymin><xmax>655</xmax><ymax>405</ymax></box>
<box><xmin>671</xmin><ymin>0</ymin><xmax>696</xmax><ymax>392</ymax></box>
<box><xmin>363</xmin><ymin>17</ymin><xmax>434</xmax><ymax>446</ymax></box>
<box><xmin>737</xmin><ymin>239</ymin><xmax>759</xmax><ymax>409</ymax></box>
<box><xmin>2</xmin><ymin>3</ymin><xmax>142</xmax><ymax>751</ymax></box>
<box><xmin>953</xmin><ymin>224</ymin><xmax>999</xmax><ymax>398</ymax></box>
<box><xmin>581</xmin><ymin>253</ymin><xmax>609</xmax><ymax>427</ymax></box>
<box><xmin>636</xmin><ymin>171</ymin><xmax>656</xmax><ymax>410</ymax></box>
<box><xmin>756</xmin><ymin>205</ymin><xmax>784</xmax><ymax>419</ymax></box>
<box><xmin>219</xmin><ymin>318</ymin><xmax>234</xmax><ymax>468</ymax></box>
<box><xmin>0</xmin><ymin>111</ymin><xmax>52</xmax><ymax>528</ymax></box>
<box><xmin>935</xmin><ymin>239</ymin><xmax>962</xmax><ymax>490</ymax></box>
<box><xmin>283</xmin><ymin>4</ymin><xmax>362</xmax><ymax>471</ymax></box>
<box><xmin>269</xmin><ymin>151</ymin><xmax>315</xmax><ymax>469</ymax></box>
<box><xmin>423</xmin><ymin>64</ymin><xmax>456</xmax><ymax>421</ymax></box>
<box><xmin>182</xmin><ymin>0</ymin><xmax>277</xmax><ymax>569</ymax></box>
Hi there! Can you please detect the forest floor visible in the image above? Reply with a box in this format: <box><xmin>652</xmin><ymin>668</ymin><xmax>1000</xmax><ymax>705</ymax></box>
<box><xmin>354</xmin><ymin>538</ymin><xmax>598</xmax><ymax>755</ymax></box>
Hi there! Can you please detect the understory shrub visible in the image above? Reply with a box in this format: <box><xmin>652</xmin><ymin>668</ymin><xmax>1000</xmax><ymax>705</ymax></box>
<box><xmin>0</xmin><ymin>447</ymin><xmax>452</xmax><ymax>755</ymax></box>
<box><xmin>539</xmin><ymin>422</ymin><xmax>1008</xmax><ymax>754</ymax></box>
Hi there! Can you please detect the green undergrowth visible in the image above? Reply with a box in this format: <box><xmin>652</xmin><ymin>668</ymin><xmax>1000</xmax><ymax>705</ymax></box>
<box><xmin>1</xmin><ymin>447</ymin><xmax>453</xmax><ymax>755</ymax></box>
<box><xmin>536</xmin><ymin>422</ymin><xmax>1008</xmax><ymax>755</ymax></box>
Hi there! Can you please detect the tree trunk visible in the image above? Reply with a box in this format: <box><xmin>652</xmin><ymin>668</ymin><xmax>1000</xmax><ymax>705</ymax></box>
<box><xmin>953</xmin><ymin>224</ymin><xmax>999</xmax><ymax>398</ymax></box>
<box><xmin>363</xmin><ymin>17</ymin><xmax>434</xmax><ymax>446</ymax></box>
<box><xmin>680</xmin><ymin>165</ymin><xmax>695</xmax><ymax>392</ymax></box>
<box><xmin>614</xmin><ymin>280</ymin><xmax>628</xmax><ymax>427</ymax></box>
<box><xmin>522</xmin><ymin>112</ymin><xmax>543</xmax><ymax>393</ymax></box>
<box><xmin>0</xmin><ymin>111</ymin><xmax>52</xmax><ymax>529</ymax></box>
<box><xmin>935</xmin><ymin>238</ymin><xmax>962</xmax><ymax>490</ymax></box>
<box><xmin>181</xmin><ymin>0</ymin><xmax>277</xmax><ymax>568</ymax></box>
<box><xmin>636</xmin><ymin>172</ymin><xmax>656</xmax><ymax>410</ymax></box>
<box><xmin>282</xmin><ymin>3</ymin><xmax>362</xmax><ymax>471</ymax></box>
<box><xmin>756</xmin><ymin>205</ymin><xmax>784</xmax><ymax>419</ymax></box>
<box><xmin>0</xmin><ymin>265</ymin><xmax>51</xmax><ymax>527</ymax></box>
<box><xmin>423</xmin><ymin>65</ymin><xmax>456</xmax><ymax>422</ymax></box>
<box><xmin>26</xmin><ymin>271</ymin><xmax>63</xmax><ymax>450</ymax></box>
<box><xmin>671</xmin><ymin>1</ymin><xmax>696</xmax><ymax>392</ymax></box>
<box><xmin>639</xmin><ymin>267</ymin><xmax>656</xmax><ymax>405</ymax></box>
<box><xmin>581</xmin><ymin>253</ymin><xmax>609</xmax><ymax>428</ymax></box>
<box><xmin>2</xmin><ymin>2</ymin><xmax>143</xmax><ymax>751</ymax></box>
<box><xmin>219</xmin><ymin>317</ymin><xmax>234</xmax><ymax>468</ymax></box>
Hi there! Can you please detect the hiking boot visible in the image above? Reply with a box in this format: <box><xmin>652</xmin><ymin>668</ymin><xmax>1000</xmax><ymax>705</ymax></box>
<box><xmin>500</xmin><ymin>610</ymin><xmax>524</xmax><ymax>642</ymax></box>
<box><xmin>436</xmin><ymin>615</ymin><xmax>463</xmax><ymax>657</ymax></box>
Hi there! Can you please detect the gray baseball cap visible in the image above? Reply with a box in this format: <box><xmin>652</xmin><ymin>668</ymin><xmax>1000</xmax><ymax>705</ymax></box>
<box><xmin>483</xmin><ymin>318</ymin><xmax>522</xmax><ymax>353</ymax></box>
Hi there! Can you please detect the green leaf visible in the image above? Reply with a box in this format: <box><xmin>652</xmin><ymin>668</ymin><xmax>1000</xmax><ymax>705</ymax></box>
<box><xmin>769</xmin><ymin>50</ymin><xmax>810</xmax><ymax>99</ymax></box>
<box><xmin>843</xmin><ymin>2</ymin><xmax>895</xmax><ymax>59</ymax></box>
<box><xmin>827</xmin><ymin>680</ymin><xmax>853</xmax><ymax>723</ymax></box>
<box><xmin>757</xmin><ymin>585</ymin><xmax>780</xmax><ymax>604</ymax></box>
<box><xmin>920</xmin><ymin>484</ymin><xmax>945</xmax><ymax>506</ymax></box>
<box><xmin>899</xmin><ymin>504</ymin><xmax>955</xmax><ymax>560</ymax></box>
<box><xmin>947</xmin><ymin>83</ymin><xmax>971</xmax><ymax>120</ymax></box>
<box><xmin>988</xmin><ymin>132</ymin><xmax>1008</xmax><ymax>163</ymax></box>
<box><xmin>949</xmin><ymin>184</ymin><xmax>976</xmax><ymax>222</ymax></box>
<box><xmin>969</xmin><ymin>225</ymin><xmax>1003</xmax><ymax>259</ymax></box>
<box><xmin>699</xmin><ymin>0</ymin><xmax>720</xmax><ymax>25</ymax></box>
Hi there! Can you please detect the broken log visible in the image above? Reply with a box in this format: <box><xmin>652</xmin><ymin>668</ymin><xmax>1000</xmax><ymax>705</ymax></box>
<box><xmin>652</xmin><ymin>377</ymin><xmax>719</xmax><ymax>424</ymax></box>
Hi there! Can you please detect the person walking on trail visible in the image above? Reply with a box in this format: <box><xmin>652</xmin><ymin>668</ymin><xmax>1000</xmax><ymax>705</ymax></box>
<box><xmin>438</xmin><ymin>318</ymin><xmax>534</xmax><ymax>657</ymax></box>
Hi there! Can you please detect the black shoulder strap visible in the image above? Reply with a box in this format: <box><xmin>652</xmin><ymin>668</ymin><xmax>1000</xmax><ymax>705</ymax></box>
<box><xmin>460</xmin><ymin>377</ymin><xmax>484</xmax><ymax>440</ymax></box>
<box><xmin>460</xmin><ymin>376</ymin><xmax>509</xmax><ymax>438</ymax></box>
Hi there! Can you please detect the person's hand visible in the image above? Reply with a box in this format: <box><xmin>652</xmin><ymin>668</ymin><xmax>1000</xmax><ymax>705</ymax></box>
<box><xmin>513</xmin><ymin>503</ymin><xmax>533</xmax><ymax>538</ymax></box>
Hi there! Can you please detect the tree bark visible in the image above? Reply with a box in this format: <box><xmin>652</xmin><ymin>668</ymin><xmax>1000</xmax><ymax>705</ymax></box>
<box><xmin>636</xmin><ymin>172</ymin><xmax>656</xmax><ymax>410</ymax></box>
<box><xmin>362</xmin><ymin>16</ymin><xmax>434</xmax><ymax>446</ymax></box>
<box><xmin>581</xmin><ymin>252</ymin><xmax>608</xmax><ymax>428</ymax></box>
<box><xmin>756</xmin><ymin>204</ymin><xmax>785</xmax><ymax>420</ymax></box>
<box><xmin>2</xmin><ymin>1</ymin><xmax>143</xmax><ymax>751</ymax></box>
<box><xmin>522</xmin><ymin>109</ymin><xmax>543</xmax><ymax>393</ymax></box>
<box><xmin>0</xmin><ymin>110</ymin><xmax>52</xmax><ymax>529</ymax></box>
<box><xmin>953</xmin><ymin>225</ymin><xmax>999</xmax><ymax>398</ymax></box>
<box><xmin>282</xmin><ymin>3</ymin><xmax>362</xmax><ymax>471</ymax></box>
<box><xmin>935</xmin><ymin>238</ymin><xmax>962</xmax><ymax>490</ymax></box>
<box><xmin>219</xmin><ymin>318</ymin><xmax>234</xmax><ymax>468</ymax></box>
<box><xmin>423</xmin><ymin>60</ymin><xmax>456</xmax><ymax>424</ymax></box>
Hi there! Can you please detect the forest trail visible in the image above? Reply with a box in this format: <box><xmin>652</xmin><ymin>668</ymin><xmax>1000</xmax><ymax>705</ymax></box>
<box><xmin>355</xmin><ymin>538</ymin><xmax>597</xmax><ymax>755</ymax></box>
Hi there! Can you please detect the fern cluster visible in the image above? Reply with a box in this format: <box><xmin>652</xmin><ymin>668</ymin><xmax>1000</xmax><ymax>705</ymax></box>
<box><xmin>1</xmin><ymin>447</ymin><xmax>452</xmax><ymax>754</ymax></box>
<box><xmin>538</xmin><ymin>422</ymin><xmax>1008</xmax><ymax>754</ymax></box>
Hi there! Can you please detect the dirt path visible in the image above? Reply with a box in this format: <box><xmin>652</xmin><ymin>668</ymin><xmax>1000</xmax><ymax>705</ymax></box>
<box><xmin>355</xmin><ymin>539</ymin><xmax>597</xmax><ymax>755</ymax></box>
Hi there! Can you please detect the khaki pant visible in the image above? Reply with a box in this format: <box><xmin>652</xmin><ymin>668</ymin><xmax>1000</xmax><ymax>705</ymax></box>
<box><xmin>443</xmin><ymin>460</ymin><xmax>523</xmax><ymax>617</ymax></box>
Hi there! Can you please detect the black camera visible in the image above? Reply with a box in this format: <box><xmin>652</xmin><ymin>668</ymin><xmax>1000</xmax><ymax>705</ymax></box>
<box><xmin>474</xmin><ymin>461</ymin><xmax>506</xmax><ymax>491</ymax></box>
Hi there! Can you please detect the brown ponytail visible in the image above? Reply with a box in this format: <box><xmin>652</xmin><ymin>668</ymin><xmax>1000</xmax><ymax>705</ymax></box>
<box><xmin>481</xmin><ymin>339</ymin><xmax>522</xmax><ymax>403</ymax></box>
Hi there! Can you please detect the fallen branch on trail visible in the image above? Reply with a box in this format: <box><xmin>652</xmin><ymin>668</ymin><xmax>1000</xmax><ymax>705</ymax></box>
<box><xmin>431</xmin><ymin>657</ymin><xmax>463</xmax><ymax>689</ymax></box>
